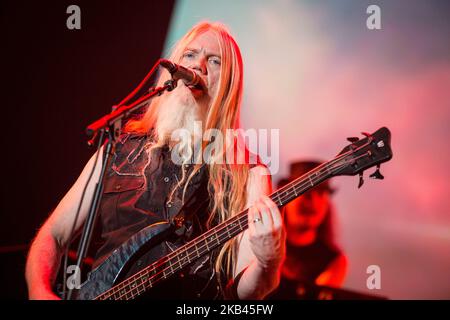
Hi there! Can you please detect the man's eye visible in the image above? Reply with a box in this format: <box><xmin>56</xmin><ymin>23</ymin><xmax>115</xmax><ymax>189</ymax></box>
<box><xmin>183</xmin><ymin>52</ymin><xmax>194</xmax><ymax>58</ymax></box>
<box><xmin>209</xmin><ymin>57</ymin><xmax>221</xmax><ymax>66</ymax></box>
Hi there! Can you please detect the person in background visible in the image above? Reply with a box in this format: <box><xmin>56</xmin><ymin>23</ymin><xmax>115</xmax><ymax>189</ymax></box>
<box><xmin>269</xmin><ymin>160</ymin><xmax>347</xmax><ymax>299</ymax></box>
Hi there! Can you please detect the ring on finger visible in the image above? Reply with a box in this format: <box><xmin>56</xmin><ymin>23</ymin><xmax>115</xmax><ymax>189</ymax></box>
<box><xmin>252</xmin><ymin>217</ymin><xmax>262</xmax><ymax>223</ymax></box>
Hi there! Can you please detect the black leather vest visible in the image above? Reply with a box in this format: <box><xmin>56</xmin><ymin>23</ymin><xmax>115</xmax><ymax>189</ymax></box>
<box><xmin>93</xmin><ymin>133</ymin><xmax>221</xmax><ymax>299</ymax></box>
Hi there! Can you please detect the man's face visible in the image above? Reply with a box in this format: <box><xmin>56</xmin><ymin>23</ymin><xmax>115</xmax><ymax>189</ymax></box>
<box><xmin>178</xmin><ymin>30</ymin><xmax>222</xmax><ymax>104</ymax></box>
<box><xmin>155</xmin><ymin>30</ymin><xmax>222</xmax><ymax>141</ymax></box>
<box><xmin>285</xmin><ymin>188</ymin><xmax>330</xmax><ymax>232</ymax></box>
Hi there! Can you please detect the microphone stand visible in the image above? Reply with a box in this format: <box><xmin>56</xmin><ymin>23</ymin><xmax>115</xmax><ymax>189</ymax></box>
<box><xmin>65</xmin><ymin>79</ymin><xmax>176</xmax><ymax>300</ymax></box>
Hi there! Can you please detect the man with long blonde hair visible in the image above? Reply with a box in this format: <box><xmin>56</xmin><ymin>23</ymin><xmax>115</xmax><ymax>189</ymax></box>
<box><xmin>25</xmin><ymin>21</ymin><xmax>285</xmax><ymax>300</ymax></box>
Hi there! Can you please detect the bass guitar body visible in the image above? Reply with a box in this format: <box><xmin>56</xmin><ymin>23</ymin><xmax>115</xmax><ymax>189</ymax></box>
<box><xmin>73</xmin><ymin>222</ymin><xmax>173</xmax><ymax>300</ymax></box>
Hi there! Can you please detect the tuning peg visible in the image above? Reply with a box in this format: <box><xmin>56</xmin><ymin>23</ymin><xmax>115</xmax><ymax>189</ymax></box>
<box><xmin>361</xmin><ymin>132</ymin><xmax>371</xmax><ymax>138</ymax></box>
<box><xmin>369</xmin><ymin>164</ymin><xmax>384</xmax><ymax>180</ymax></box>
<box><xmin>347</xmin><ymin>137</ymin><xmax>359</xmax><ymax>143</ymax></box>
<box><xmin>358</xmin><ymin>172</ymin><xmax>364</xmax><ymax>188</ymax></box>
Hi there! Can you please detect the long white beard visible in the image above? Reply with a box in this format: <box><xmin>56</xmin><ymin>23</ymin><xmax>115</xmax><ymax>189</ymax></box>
<box><xmin>154</xmin><ymin>85</ymin><xmax>205</xmax><ymax>149</ymax></box>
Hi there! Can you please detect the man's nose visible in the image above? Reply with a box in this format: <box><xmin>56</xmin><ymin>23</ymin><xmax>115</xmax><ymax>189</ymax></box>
<box><xmin>191</xmin><ymin>57</ymin><xmax>207</xmax><ymax>75</ymax></box>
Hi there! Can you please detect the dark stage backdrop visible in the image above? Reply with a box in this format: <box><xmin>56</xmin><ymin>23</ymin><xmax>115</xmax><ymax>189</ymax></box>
<box><xmin>0</xmin><ymin>0</ymin><xmax>175</xmax><ymax>299</ymax></box>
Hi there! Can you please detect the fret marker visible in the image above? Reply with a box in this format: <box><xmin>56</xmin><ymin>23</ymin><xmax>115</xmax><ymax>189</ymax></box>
<box><xmin>195</xmin><ymin>245</ymin><xmax>200</xmax><ymax>257</ymax></box>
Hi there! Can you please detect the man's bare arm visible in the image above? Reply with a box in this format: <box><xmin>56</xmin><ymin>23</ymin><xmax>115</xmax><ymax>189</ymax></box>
<box><xmin>25</xmin><ymin>149</ymin><xmax>103</xmax><ymax>299</ymax></box>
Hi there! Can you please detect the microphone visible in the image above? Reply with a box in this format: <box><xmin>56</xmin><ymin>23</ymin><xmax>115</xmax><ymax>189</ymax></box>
<box><xmin>159</xmin><ymin>59</ymin><xmax>204</xmax><ymax>88</ymax></box>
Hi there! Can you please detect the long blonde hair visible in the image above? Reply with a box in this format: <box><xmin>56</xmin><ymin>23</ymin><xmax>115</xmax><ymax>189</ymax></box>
<box><xmin>125</xmin><ymin>22</ymin><xmax>250</xmax><ymax>283</ymax></box>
